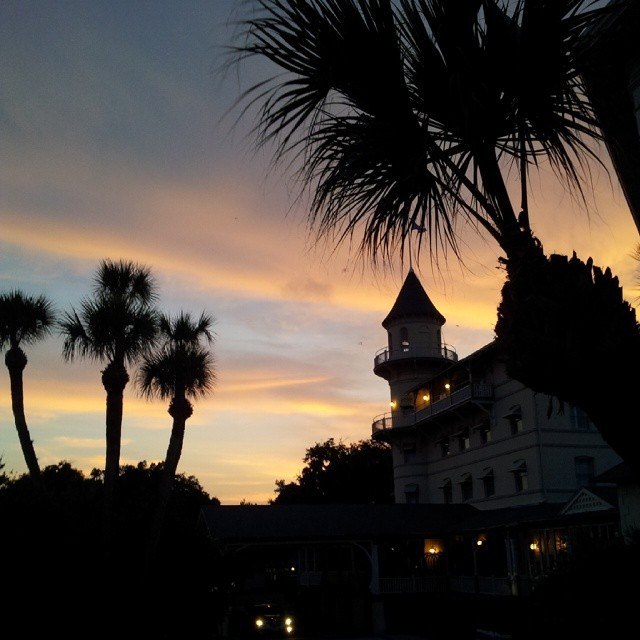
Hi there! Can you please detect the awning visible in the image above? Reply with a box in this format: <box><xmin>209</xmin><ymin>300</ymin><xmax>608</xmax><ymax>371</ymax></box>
<box><xmin>503</xmin><ymin>404</ymin><xmax>522</xmax><ymax>419</ymax></box>
<box><xmin>509</xmin><ymin>459</ymin><xmax>527</xmax><ymax>472</ymax></box>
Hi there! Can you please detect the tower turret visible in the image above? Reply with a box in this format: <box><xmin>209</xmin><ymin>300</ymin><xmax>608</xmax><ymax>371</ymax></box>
<box><xmin>374</xmin><ymin>268</ymin><xmax>456</xmax><ymax>426</ymax></box>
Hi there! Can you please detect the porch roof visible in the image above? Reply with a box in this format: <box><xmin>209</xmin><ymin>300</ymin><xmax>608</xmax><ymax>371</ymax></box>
<box><xmin>200</xmin><ymin>503</ymin><xmax>476</xmax><ymax>544</ymax></box>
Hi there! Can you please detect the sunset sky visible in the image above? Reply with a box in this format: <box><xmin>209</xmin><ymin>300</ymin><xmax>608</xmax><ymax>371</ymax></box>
<box><xmin>1</xmin><ymin>0</ymin><xmax>638</xmax><ymax>504</ymax></box>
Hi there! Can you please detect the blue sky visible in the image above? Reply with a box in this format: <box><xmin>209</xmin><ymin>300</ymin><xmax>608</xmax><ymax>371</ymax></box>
<box><xmin>1</xmin><ymin>0</ymin><xmax>637</xmax><ymax>503</ymax></box>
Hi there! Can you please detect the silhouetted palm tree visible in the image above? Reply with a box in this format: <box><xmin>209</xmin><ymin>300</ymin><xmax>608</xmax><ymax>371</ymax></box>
<box><xmin>138</xmin><ymin>312</ymin><xmax>215</xmax><ymax>560</ymax></box>
<box><xmin>60</xmin><ymin>259</ymin><xmax>158</xmax><ymax>538</ymax></box>
<box><xmin>234</xmin><ymin>0</ymin><xmax>640</xmax><ymax>475</ymax></box>
<box><xmin>0</xmin><ymin>291</ymin><xmax>55</xmax><ymax>488</ymax></box>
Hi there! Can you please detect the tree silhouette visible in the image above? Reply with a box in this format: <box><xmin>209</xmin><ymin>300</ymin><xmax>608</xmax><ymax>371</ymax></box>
<box><xmin>0</xmin><ymin>290</ymin><xmax>55</xmax><ymax>488</ymax></box>
<box><xmin>59</xmin><ymin>259</ymin><xmax>158</xmax><ymax>542</ymax></box>
<box><xmin>273</xmin><ymin>438</ymin><xmax>393</xmax><ymax>504</ymax></box>
<box><xmin>233</xmin><ymin>0</ymin><xmax>640</xmax><ymax>476</ymax></box>
<box><xmin>137</xmin><ymin>311</ymin><xmax>215</xmax><ymax>560</ymax></box>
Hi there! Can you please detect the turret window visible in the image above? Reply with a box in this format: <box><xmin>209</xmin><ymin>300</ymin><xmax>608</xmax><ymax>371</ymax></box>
<box><xmin>400</xmin><ymin>326</ymin><xmax>409</xmax><ymax>352</ymax></box>
<box><xmin>402</xmin><ymin>441</ymin><xmax>417</xmax><ymax>464</ymax></box>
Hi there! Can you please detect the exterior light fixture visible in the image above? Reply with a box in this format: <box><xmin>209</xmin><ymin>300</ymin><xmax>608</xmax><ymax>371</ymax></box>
<box><xmin>476</xmin><ymin>539</ymin><xmax>483</xmax><ymax>546</ymax></box>
<box><xmin>428</xmin><ymin>547</ymin><xmax>437</xmax><ymax>554</ymax></box>
<box><xmin>423</xmin><ymin>394</ymin><xmax>430</xmax><ymax>402</ymax></box>
<box><xmin>530</xmin><ymin>542</ymin><xmax>539</xmax><ymax>551</ymax></box>
<box><xmin>445</xmin><ymin>383</ymin><xmax>451</xmax><ymax>390</ymax></box>
<box><xmin>390</xmin><ymin>400</ymin><xmax>397</xmax><ymax>408</ymax></box>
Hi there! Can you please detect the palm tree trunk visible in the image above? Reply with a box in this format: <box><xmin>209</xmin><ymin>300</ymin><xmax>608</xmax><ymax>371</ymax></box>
<box><xmin>101</xmin><ymin>360</ymin><xmax>129</xmax><ymax>547</ymax></box>
<box><xmin>5</xmin><ymin>347</ymin><xmax>42</xmax><ymax>489</ymax></box>
<box><xmin>496</xmin><ymin>229</ymin><xmax>640</xmax><ymax>478</ymax></box>
<box><xmin>146</xmin><ymin>395</ymin><xmax>193</xmax><ymax>564</ymax></box>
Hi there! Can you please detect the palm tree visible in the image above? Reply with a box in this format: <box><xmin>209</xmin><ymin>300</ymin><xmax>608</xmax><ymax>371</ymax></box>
<box><xmin>233</xmin><ymin>0</ymin><xmax>640</xmax><ymax>475</ymax></box>
<box><xmin>0</xmin><ymin>291</ymin><xmax>55</xmax><ymax>488</ymax></box>
<box><xmin>60</xmin><ymin>259</ymin><xmax>158</xmax><ymax>538</ymax></box>
<box><xmin>137</xmin><ymin>312</ymin><xmax>215</xmax><ymax>560</ymax></box>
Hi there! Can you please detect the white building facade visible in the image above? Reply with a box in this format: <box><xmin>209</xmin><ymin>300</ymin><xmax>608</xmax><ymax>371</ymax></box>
<box><xmin>372</xmin><ymin>269</ymin><xmax>621</xmax><ymax>510</ymax></box>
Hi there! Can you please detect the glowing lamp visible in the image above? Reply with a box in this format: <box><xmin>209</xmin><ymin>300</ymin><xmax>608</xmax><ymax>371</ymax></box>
<box><xmin>390</xmin><ymin>400</ymin><xmax>397</xmax><ymax>408</ymax></box>
<box><xmin>428</xmin><ymin>547</ymin><xmax>437</xmax><ymax>554</ymax></box>
<box><xmin>530</xmin><ymin>542</ymin><xmax>539</xmax><ymax>551</ymax></box>
<box><xmin>423</xmin><ymin>394</ymin><xmax>430</xmax><ymax>402</ymax></box>
<box><xmin>445</xmin><ymin>383</ymin><xmax>451</xmax><ymax>390</ymax></box>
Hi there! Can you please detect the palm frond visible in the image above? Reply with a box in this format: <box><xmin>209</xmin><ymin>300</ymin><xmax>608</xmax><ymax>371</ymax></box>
<box><xmin>0</xmin><ymin>290</ymin><xmax>56</xmax><ymax>349</ymax></box>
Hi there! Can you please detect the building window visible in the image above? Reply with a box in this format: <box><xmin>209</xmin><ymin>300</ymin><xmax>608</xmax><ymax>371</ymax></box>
<box><xmin>479</xmin><ymin>468</ymin><xmax>495</xmax><ymax>498</ymax></box>
<box><xmin>440</xmin><ymin>479</ymin><xmax>453</xmax><ymax>504</ymax></box>
<box><xmin>505</xmin><ymin>405</ymin><xmax>523</xmax><ymax>435</ymax></box>
<box><xmin>405</xmin><ymin>483</ymin><xmax>419</xmax><ymax>504</ymax></box>
<box><xmin>575</xmin><ymin>456</ymin><xmax>595</xmax><ymax>487</ymax></box>
<box><xmin>570</xmin><ymin>405</ymin><xmax>590</xmax><ymax>431</ymax></box>
<box><xmin>459</xmin><ymin>474</ymin><xmax>473</xmax><ymax>502</ymax></box>
<box><xmin>402</xmin><ymin>442</ymin><xmax>417</xmax><ymax>464</ymax></box>
<box><xmin>509</xmin><ymin>459</ymin><xmax>528</xmax><ymax>493</ymax></box>
<box><xmin>477</xmin><ymin>422</ymin><xmax>492</xmax><ymax>444</ymax></box>
<box><xmin>400</xmin><ymin>326</ymin><xmax>409</xmax><ymax>352</ymax></box>
<box><xmin>438</xmin><ymin>438</ymin><xmax>450</xmax><ymax>457</ymax></box>
<box><xmin>457</xmin><ymin>429</ymin><xmax>470</xmax><ymax>452</ymax></box>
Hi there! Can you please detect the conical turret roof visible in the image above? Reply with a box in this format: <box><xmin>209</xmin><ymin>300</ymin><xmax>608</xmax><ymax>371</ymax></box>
<box><xmin>382</xmin><ymin>268</ymin><xmax>446</xmax><ymax>328</ymax></box>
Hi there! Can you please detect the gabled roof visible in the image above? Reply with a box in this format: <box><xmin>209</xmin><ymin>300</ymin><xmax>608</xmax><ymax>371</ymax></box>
<box><xmin>382</xmin><ymin>269</ymin><xmax>445</xmax><ymax>329</ymax></box>
<box><xmin>199</xmin><ymin>503</ymin><xmax>475</xmax><ymax>544</ymax></box>
<box><xmin>561</xmin><ymin>486</ymin><xmax>618</xmax><ymax>516</ymax></box>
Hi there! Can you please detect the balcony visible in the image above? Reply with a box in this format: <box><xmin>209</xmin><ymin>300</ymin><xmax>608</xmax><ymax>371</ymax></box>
<box><xmin>374</xmin><ymin>344</ymin><xmax>458</xmax><ymax>370</ymax></box>
<box><xmin>371</xmin><ymin>383</ymin><xmax>493</xmax><ymax>437</ymax></box>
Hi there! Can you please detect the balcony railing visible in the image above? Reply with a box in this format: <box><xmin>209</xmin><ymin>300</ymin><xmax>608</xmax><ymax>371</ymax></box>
<box><xmin>371</xmin><ymin>383</ymin><xmax>493</xmax><ymax>436</ymax></box>
<box><xmin>372</xmin><ymin>412</ymin><xmax>393</xmax><ymax>434</ymax></box>
<box><xmin>374</xmin><ymin>343</ymin><xmax>458</xmax><ymax>368</ymax></box>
